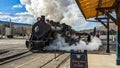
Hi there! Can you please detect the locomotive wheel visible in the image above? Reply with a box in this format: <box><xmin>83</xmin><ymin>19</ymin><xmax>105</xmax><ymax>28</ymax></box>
<box><xmin>39</xmin><ymin>44</ymin><xmax>44</xmax><ymax>51</ymax></box>
<box><xmin>26</xmin><ymin>41</ymin><xmax>29</xmax><ymax>48</ymax></box>
<box><xmin>28</xmin><ymin>42</ymin><xmax>33</xmax><ymax>51</ymax></box>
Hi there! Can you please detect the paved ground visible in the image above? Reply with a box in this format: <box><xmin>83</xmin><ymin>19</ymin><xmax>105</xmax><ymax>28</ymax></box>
<box><xmin>0</xmin><ymin>38</ymin><xmax>119</xmax><ymax>68</ymax></box>
<box><xmin>88</xmin><ymin>54</ymin><xmax>120</xmax><ymax>68</ymax></box>
<box><xmin>0</xmin><ymin>53</ymin><xmax>59</xmax><ymax>68</ymax></box>
<box><xmin>0</xmin><ymin>39</ymin><xmax>26</xmax><ymax>50</ymax></box>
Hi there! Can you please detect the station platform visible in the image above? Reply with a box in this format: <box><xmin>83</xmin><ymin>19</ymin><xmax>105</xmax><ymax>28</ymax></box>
<box><xmin>61</xmin><ymin>54</ymin><xmax>120</xmax><ymax>68</ymax></box>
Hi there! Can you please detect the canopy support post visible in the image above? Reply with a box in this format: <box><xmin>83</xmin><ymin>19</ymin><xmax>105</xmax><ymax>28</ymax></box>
<box><xmin>115</xmin><ymin>0</ymin><xmax>120</xmax><ymax>65</ymax></box>
<box><xmin>106</xmin><ymin>16</ymin><xmax>110</xmax><ymax>53</ymax></box>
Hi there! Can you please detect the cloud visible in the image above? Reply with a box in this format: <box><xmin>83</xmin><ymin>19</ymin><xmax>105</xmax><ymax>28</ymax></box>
<box><xmin>15</xmin><ymin>12</ymin><xmax>33</xmax><ymax>17</ymax></box>
<box><xmin>0</xmin><ymin>12</ymin><xmax>12</xmax><ymax>21</ymax></box>
<box><xmin>12</xmin><ymin>4</ymin><xmax>23</xmax><ymax>9</ymax></box>
<box><xmin>15</xmin><ymin>12</ymin><xmax>29</xmax><ymax>15</ymax></box>
<box><xmin>20</xmin><ymin>0</ymin><xmax>31</xmax><ymax>5</ymax></box>
<box><xmin>0</xmin><ymin>12</ymin><xmax>10</xmax><ymax>16</ymax></box>
<box><xmin>0</xmin><ymin>12</ymin><xmax>36</xmax><ymax>24</ymax></box>
<box><xmin>12</xmin><ymin>12</ymin><xmax>36</xmax><ymax>24</ymax></box>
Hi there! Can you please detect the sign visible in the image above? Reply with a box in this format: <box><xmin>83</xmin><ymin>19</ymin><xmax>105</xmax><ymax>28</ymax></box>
<box><xmin>70</xmin><ymin>50</ymin><xmax>88</xmax><ymax>68</ymax></box>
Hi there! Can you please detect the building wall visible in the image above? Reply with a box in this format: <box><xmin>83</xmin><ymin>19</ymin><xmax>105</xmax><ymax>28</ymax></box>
<box><xmin>0</xmin><ymin>24</ymin><xmax>32</xmax><ymax>36</ymax></box>
<box><xmin>0</xmin><ymin>25</ymin><xmax>5</xmax><ymax>35</ymax></box>
<box><xmin>14</xmin><ymin>26</ymin><xmax>32</xmax><ymax>36</ymax></box>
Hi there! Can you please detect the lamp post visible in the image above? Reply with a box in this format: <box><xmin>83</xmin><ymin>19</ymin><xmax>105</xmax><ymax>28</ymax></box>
<box><xmin>106</xmin><ymin>17</ymin><xmax>110</xmax><ymax>53</ymax></box>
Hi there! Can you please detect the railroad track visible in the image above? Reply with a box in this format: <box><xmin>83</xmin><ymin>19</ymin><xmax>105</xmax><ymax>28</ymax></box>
<box><xmin>0</xmin><ymin>50</ymin><xmax>31</xmax><ymax>65</ymax></box>
<box><xmin>56</xmin><ymin>54</ymin><xmax>70</xmax><ymax>68</ymax></box>
<box><xmin>40</xmin><ymin>53</ymin><xmax>70</xmax><ymax>68</ymax></box>
<box><xmin>0</xmin><ymin>45</ymin><xmax>25</xmax><ymax>55</ymax></box>
<box><xmin>0</xmin><ymin>51</ymin><xmax>70</xmax><ymax>68</ymax></box>
<box><xmin>0</xmin><ymin>50</ymin><xmax>9</xmax><ymax>55</ymax></box>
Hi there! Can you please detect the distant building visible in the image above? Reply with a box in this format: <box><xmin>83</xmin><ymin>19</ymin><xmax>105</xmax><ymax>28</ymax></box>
<box><xmin>0</xmin><ymin>24</ymin><xmax>31</xmax><ymax>36</ymax></box>
<box><xmin>0</xmin><ymin>20</ymin><xmax>32</xmax><ymax>36</ymax></box>
<box><xmin>14</xmin><ymin>26</ymin><xmax>32</xmax><ymax>36</ymax></box>
<box><xmin>0</xmin><ymin>25</ymin><xmax>4</xmax><ymax>35</ymax></box>
<box><xmin>97</xmin><ymin>23</ymin><xmax>117</xmax><ymax>35</ymax></box>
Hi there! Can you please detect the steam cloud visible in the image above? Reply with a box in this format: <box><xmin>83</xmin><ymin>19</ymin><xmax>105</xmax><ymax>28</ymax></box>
<box><xmin>20</xmin><ymin>0</ymin><xmax>86</xmax><ymax>27</ymax></box>
<box><xmin>20</xmin><ymin>0</ymin><xmax>102</xmax><ymax>51</ymax></box>
<box><xmin>45</xmin><ymin>34</ymin><xmax>102</xmax><ymax>51</ymax></box>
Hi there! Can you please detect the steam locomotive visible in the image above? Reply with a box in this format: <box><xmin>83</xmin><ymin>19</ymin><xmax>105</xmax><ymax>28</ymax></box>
<box><xmin>26</xmin><ymin>16</ymin><xmax>91</xmax><ymax>51</ymax></box>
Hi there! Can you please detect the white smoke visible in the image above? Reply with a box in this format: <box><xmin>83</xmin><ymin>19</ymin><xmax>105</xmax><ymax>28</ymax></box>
<box><xmin>45</xmin><ymin>34</ymin><xmax>102</xmax><ymax>51</ymax></box>
<box><xmin>20</xmin><ymin>0</ymin><xmax>86</xmax><ymax>27</ymax></box>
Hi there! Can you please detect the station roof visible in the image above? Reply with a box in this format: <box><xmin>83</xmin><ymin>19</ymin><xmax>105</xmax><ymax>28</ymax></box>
<box><xmin>75</xmin><ymin>0</ymin><xmax>115</xmax><ymax>19</ymax></box>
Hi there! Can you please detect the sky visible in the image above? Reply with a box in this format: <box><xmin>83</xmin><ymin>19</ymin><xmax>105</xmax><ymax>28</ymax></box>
<box><xmin>0</xmin><ymin>0</ymin><xmax>36</xmax><ymax>25</ymax></box>
<box><xmin>0</xmin><ymin>0</ymin><xmax>102</xmax><ymax>31</ymax></box>
<box><xmin>0</xmin><ymin>0</ymin><xmax>26</xmax><ymax>14</ymax></box>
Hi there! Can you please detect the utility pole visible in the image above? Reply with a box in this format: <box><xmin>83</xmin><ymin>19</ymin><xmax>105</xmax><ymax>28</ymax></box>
<box><xmin>9</xmin><ymin>18</ymin><xmax>13</xmax><ymax>38</ymax></box>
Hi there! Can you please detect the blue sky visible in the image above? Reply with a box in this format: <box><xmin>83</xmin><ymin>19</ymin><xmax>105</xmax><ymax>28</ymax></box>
<box><xmin>0</xmin><ymin>0</ymin><xmax>26</xmax><ymax>14</ymax></box>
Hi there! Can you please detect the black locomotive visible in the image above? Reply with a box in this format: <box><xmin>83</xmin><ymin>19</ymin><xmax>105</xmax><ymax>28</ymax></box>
<box><xmin>26</xmin><ymin>16</ymin><xmax>91</xmax><ymax>51</ymax></box>
<box><xmin>26</xmin><ymin>16</ymin><xmax>55</xmax><ymax>51</ymax></box>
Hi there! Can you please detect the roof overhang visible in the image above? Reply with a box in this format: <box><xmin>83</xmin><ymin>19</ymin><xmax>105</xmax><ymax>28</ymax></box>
<box><xmin>75</xmin><ymin>0</ymin><xmax>115</xmax><ymax>19</ymax></box>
